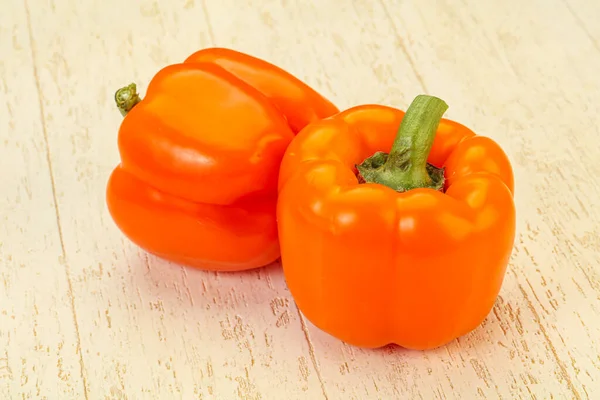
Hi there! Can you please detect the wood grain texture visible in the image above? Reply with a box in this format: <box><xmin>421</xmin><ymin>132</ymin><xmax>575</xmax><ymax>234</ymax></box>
<box><xmin>2</xmin><ymin>0</ymin><xmax>599</xmax><ymax>399</ymax></box>
<box><xmin>563</xmin><ymin>0</ymin><xmax>600</xmax><ymax>53</ymax></box>
<box><xmin>0</xmin><ymin>2</ymin><xmax>86</xmax><ymax>399</ymax></box>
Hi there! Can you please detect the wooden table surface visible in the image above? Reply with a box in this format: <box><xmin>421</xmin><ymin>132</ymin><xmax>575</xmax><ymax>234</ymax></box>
<box><xmin>2</xmin><ymin>0</ymin><xmax>600</xmax><ymax>399</ymax></box>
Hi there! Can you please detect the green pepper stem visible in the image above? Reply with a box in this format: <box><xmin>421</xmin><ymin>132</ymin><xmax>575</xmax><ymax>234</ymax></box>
<box><xmin>356</xmin><ymin>94</ymin><xmax>448</xmax><ymax>192</ymax></box>
<box><xmin>115</xmin><ymin>83</ymin><xmax>141</xmax><ymax>117</ymax></box>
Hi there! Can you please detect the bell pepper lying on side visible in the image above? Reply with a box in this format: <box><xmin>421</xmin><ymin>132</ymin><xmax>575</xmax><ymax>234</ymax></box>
<box><xmin>106</xmin><ymin>48</ymin><xmax>339</xmax><ymax>271</ymax></box>
<box><xmin>277</xmin><ymin>95</ymin><xmax>515</xmax><ymax>350</ymax></box>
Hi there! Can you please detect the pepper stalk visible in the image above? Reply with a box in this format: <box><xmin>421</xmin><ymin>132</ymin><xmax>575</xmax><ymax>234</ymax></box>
<box><xmin>356</xmin><ymin>94</ymin><xmax>447</xmax><ymax>192</ymax></box>
<box><xmin>115</xmin><ymin>83</ymin><xmax>142</xmax><ymax>117</ymax></box>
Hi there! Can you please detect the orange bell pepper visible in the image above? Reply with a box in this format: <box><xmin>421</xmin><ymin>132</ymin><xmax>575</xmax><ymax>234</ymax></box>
<box><xmin>106</xmin><ymin>48</ymin><xmax>339</xmax><ymax>271</ymax></box>
<box><xmin>277</xmin><ymin>95</ymin><xmax>516</xmax><ymax>350</ymax></box>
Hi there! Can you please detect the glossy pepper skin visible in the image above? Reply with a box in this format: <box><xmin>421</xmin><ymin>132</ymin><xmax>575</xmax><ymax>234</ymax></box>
<box><xmin>106</xmin><ymin>48</ymin><xmax>339</xmax><ymax>271</ymax></box>
<box><xmin>277</xmin><ymin>96</ymin><xmax>515</xmax><ymax>350</ymax></box>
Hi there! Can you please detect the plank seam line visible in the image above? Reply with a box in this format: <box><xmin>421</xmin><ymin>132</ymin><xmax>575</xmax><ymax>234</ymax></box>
<box><xmin>561</xmin><ymin>0</ymin><xmax>600</xmax><ymax>54</ymax></box>
<box><xmin>378</xmin><ymin>0</ymin><xmax>429</xmax><ymax>93</ymax></box>
<box><xmin>22</xmin><ymin>1</ymin><xmax>90</xmax><ymax>399</ymax></box>
<box><xmin>517</xmin><ymin>280</ymin><xmax>581</xmax><ymax>400</ymax></box>
<box><xmin>200</xmin><ymin>0</ymin><xmax>217</xmax><ymax>45</ymax></box>
<box><xmin>296</xmin><ymin>307</ymin><xmax>330</xmax><ymax>400</ymax></box>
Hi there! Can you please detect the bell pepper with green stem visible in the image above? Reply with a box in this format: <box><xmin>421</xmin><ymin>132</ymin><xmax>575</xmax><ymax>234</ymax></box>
<box><xmin>106</xmin><ymin>47</ymin><xmax>339</xmax><ymax>272</ymax></box>
<box><xmin>276</xmin><ymin>94</ymin><xmax>516</xmax><ymax>350</ymax></box>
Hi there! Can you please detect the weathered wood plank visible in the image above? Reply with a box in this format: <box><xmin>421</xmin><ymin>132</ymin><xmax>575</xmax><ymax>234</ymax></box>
<box><xmin>0</xmin><ymin>1</ymin><xmax>87</xmax><ymax>398</ymax></box>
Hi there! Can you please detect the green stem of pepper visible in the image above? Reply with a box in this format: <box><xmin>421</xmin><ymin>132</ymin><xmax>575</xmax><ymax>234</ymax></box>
<box><xmin>115</xmin><ymin>83</ymin><xmax>141</xmax><ymax>117</ymax></box>
<box><xmin>356</xmin><ymin>94</ymin><xmax>447</xmax><ymax>192</ymax></box>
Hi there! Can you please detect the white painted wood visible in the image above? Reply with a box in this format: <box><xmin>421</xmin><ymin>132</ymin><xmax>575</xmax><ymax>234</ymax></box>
<box><xmin>0</xmin><ymin>2</ymin><xmax>86</xmax><ymax>399</ymax></box>
<box><xmin>2</xmin><ymin>0</ymin><xmax>599</xmax><ymax>398</ymax></box>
